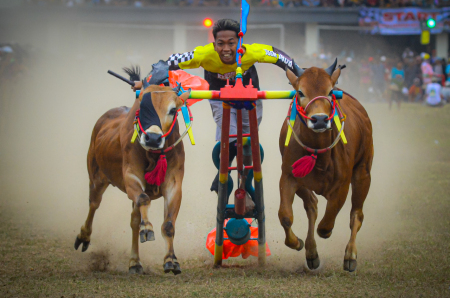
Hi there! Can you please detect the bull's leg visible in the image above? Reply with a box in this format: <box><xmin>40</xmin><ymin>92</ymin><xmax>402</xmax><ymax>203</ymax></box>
<box><xmin>297</xmin><ymin>188</ymin><xmax>320</xmax><ymax>270</ymax></box>
<box><xmin>317</xmin><ymin>183</ymin><xmax>350</xmax><ymax>239</ymax></box>
<box><xmin>278</xmin><ymin>173</ymin><xmax>304</xmax><ymax>251</ymax></box>
<box><xmin>129</xmin><ymin>202</ymin><xmax>143</xmax><ymax>274</ymax></box>
<box><xmin>161</xmin><ymin>177</ymin><xmax>182</xmax><ymax>275</ymax></box>
<box><xmin>137</xmin><ymin>193</ymin><xmax>155</xmax><ymax>243</ymax></box>
<box><xmin>75</xmin><ymin>180</ymin><xmax>108</xmax><ymax>252</ymax></box>
<box><xmin>124</xmin><ymin>170</ymin><xmax>155</xmax><ymax>243</ymax></box>
<box><xmin>317</xmin><ymin>184</ymin><xmax>350</xmax><ymax>239</ymax></box>
<box><xmin>344</xmin><ymin>166</ymin><xmax>371</xmax><ymax>272</ymax></box>
<box><xmin>124</xmin><ymin>172</ymin><xmax>154</xmax><ymax>273</ymax></box>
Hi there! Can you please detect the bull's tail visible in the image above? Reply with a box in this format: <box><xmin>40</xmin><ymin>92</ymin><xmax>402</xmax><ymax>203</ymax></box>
<box><xmin>123</xmin><ymin>65</ymin><xmax>141</xmax><ymax>81</ymax></box>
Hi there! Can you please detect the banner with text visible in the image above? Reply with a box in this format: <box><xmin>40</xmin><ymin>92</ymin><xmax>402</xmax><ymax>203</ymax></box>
<box><xmin>359</xmin><ymin>7</ymin><xmax>450</xmax><ymax>35</ymax></box>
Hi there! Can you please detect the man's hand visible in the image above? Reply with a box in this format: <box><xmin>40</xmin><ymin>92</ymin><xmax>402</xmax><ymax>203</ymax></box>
<box><xmin>132</xmin><ymin>81</ymin><xmax>142</xmax><ymax>92</ymax></box>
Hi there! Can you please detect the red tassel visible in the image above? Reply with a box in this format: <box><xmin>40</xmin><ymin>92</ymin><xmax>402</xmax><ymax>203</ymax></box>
<box><xmin>145</xmin><ymin>155</ymin><xmax>167</xmax><ymax>186</ymax></box>
<box><xmin>292</xmin><ymin>154</ymin><xmax>317</xmax><ymax>178</ymax></box>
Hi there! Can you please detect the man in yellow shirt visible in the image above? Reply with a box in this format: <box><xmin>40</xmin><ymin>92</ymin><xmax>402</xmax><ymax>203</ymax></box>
<box><xmin>133</xmin><ymin>19</ymin><xmax>300</xmax><ymax>193</ymax></box>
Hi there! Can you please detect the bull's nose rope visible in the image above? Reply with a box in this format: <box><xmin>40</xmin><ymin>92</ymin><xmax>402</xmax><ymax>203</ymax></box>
<box><xmin>286</xmin><ymin>118</ymin><xmax>344</xmax><ymax>155</ymax></box>
<box><xmin>296</xmin><ymin>95</ymin><xmax>336</xmax><ymax>121</ymax></box>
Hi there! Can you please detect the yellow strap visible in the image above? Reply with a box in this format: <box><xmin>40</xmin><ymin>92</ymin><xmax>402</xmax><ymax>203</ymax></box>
<box><xmin>285</xmin><ymin>120</ymin><xmax>294</xmax><ymax>147</ymax></box>
<box><xmin>131</xmin><ymin>126</ymin><xmax>138</xmax><ymax>144</ymax></box>
<box><xmin>333</xmin><ymin>115</ymin><xmax>347</xmax><ymax>144</ymax></box>
<box><xmin>187</xmin><ymin>127</ymin><xmax>195</xmax><ymax>145</ymax></box>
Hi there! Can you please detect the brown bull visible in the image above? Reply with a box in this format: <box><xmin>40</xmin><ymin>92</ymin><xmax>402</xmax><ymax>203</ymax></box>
<box><xmin>279</xmin><ymin>60</ymin><xmax>374</xmax><ymax>272</ymax></box>
<box><xmin>74</xmin><ymin>67</ymin><xmax>191</xmax><ymax>275</ymax></box>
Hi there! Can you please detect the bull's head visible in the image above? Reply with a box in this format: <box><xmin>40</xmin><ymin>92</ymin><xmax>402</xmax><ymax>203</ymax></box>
<box><xmin>286</xmin><ymin>59</ymin><xmax>342</xmax><ymax>133</ymax></box>
<box><xmin>138</xmin><ymin>84</ymin><xmax>190</xmax><ymax>150</ymax></box>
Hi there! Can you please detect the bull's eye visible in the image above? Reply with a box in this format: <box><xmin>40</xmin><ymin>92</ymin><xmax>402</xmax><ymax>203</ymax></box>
<box><xmin>168</xmin><ymin>108</ymin><xmax>177</xmax><ymax>116</ymax></box>
<box><xmin>297</xmin><ymin>90</ymin><xmax>305</xmax><ymax>97</ymax></box>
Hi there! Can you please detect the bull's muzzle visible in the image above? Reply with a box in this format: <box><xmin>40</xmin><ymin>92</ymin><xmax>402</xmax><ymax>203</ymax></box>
<box><xmin>144</xmin><ymin>132</ymin><xmax>163</xmax><ymax>148</ymax></box>
<box><xmin>308</xmin><ymin>113</ymin><xmax>332</xmax><ymax>132</ymax></box>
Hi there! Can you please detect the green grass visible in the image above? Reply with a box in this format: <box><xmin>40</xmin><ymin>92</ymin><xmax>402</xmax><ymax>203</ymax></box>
<box><xmin>1</xmin><ymin>103</ymin><xmax>450</xmax><ymax>297</ymax></box>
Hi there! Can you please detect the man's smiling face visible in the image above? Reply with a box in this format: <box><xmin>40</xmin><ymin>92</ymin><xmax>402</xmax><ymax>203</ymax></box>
<box><xmin>213</xmin><ymin>30</ymin><xmax>238</xmax><ymax>65</ymax></box>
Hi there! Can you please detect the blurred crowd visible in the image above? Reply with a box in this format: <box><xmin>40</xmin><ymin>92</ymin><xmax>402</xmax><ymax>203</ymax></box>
<box><xmin>1</xmin><ymin>41</ymin><xmax>449</xmax><ymax>109</ymax></box>
<box><xmin>318</xmin><ymin>48</ymin><xmax>450</xmax><ymax>108</ymax></box>
<box><xmin>23</xmin><ymin>0</ymin><xmax>450</xmax><ymax>8</ymax></box>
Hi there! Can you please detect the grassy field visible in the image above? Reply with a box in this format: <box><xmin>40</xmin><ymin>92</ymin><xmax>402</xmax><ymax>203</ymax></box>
<box><xmin>1</xmin><ymin>103</ymin><xmax>450</xmax><ymax>297</ymax></box>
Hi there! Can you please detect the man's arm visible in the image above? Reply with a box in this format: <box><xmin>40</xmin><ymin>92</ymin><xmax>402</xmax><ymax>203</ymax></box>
<box><xmin>132</xmin><ymin>46</ymin><xmax>207</xmax><ymax>91</ymax></box>
<box><xmin>246</xmin><ymin>43</ymin><xmax>301</xmax><ymax>75</ymax></box>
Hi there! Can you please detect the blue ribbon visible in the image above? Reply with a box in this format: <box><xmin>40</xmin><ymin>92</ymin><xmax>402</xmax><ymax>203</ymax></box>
<box><xmin>236</xmin><ymin>0</ymin><xmax>250</xmax><ymax>64</ymax></box>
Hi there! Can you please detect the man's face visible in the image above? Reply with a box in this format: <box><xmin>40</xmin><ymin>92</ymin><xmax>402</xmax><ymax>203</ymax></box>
<box><xmin>213</xmin><ymin>30</ymin><xmax>238</xmax><ymax>65</ymax></box>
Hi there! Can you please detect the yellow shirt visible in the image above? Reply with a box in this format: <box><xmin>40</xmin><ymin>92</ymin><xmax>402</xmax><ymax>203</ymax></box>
<box><xmin>167</xmin><ymin>43</ymin><xmax>294</xmax><ymax>80</ymax></box>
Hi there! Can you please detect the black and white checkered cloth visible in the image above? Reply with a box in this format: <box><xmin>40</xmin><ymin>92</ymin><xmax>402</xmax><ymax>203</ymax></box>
<box><xmin>167</xmin><ymin>51</ymin><xmax>194</xmax><ymax>66</ymax></box>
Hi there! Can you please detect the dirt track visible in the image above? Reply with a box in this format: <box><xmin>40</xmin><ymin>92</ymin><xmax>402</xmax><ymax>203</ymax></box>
<box><xmin>1</xmin><ymin>56</ymin><xmax>450</xmax><ymax>296</ymax></box>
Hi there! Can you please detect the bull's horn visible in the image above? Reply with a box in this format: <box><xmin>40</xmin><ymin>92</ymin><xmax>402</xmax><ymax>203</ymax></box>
<box><xmin>292</xmin><ymin>59</ymin><xmax>304</xmax><ymax>77</ymax></box>
<box><xmin>325</xmin><ymin>58</ymin><xmax>338</xmax><ymax>76</ymax></box>
<box><xmin>172</xmin><ymin>82</ymin><xmax>182</xmax><ymax>94</ymax></box>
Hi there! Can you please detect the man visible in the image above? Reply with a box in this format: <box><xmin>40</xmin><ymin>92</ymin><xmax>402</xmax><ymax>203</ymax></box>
<box><xmin>133</xmin><ymin>19</ymin><xmax>300</xmax><ymax>193</ymax></box>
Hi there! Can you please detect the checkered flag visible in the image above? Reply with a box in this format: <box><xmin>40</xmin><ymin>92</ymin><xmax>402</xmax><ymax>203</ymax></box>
<box><xmin>167</xmin><ymin>51</ymin><xmax>194</xmax><ymax>66</ymax></box>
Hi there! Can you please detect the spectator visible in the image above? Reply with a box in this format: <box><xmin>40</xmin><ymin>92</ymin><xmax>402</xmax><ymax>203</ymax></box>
<box><xmin>425</xmin><ymin>76</ymin><xmax>443</xmax><ymax>107</ymax></box>
<box><xmin>441</xmin><ymin>81</ymin><xmax>450</xmax><ymax>103</ymax></box>
<box><xmin>434</xmin><ymin>58</ymin><xmax>443</xmax><ymax>77</ymax></box>
<box><xmin>408</xmin><ymin>77</ymin><xmax>423</xmax><ymax>102</ymax></box>
<box><xmin>388</xmin><ymin>61</ymin><xmax>405</xmax><ymax>109</ymax></box>
<box><xmin>404</xmin><ymin>55</ymin><xmax>422</xmax><ymax>88</ymax></box>
<box><xmin>302</xmin><ymin>0</ymin><xmax>321</xmax><ymax>5</ymax></box>
<box><xmin>402</xmin><ymin>47</ymin><xmax>414</xmax><ymax>62</ymax></box>
<box><xmin>421</xmin><ymin>53</ymin><xmax>434</xmax><ymax>85</ymax></box>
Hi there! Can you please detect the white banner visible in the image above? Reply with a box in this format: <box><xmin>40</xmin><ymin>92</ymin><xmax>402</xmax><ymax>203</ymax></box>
<box><xmin>359</xmin><ymin>7</ymin><xmax>450</xmax><ymax>35</ymax></box>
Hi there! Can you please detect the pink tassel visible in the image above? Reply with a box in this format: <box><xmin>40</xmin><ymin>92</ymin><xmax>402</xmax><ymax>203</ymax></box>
<box><xmin>145</xmin><ymin>155</ymin><xmax>167</xmax><ymax>186</ymax></box>
<box><xmin>292</xmin><ymin>154</ymin><xmax>317</xmax><ymax>178</ymax></box>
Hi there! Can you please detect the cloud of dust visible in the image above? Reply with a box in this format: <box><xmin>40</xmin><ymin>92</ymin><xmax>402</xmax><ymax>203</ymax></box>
<box><xmin>0</xmin><ymin>8</ymin><xmax>418</xmax><ymax>272</ymax></box>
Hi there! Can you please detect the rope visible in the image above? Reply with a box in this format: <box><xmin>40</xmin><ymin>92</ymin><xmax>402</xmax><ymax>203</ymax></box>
<box><xmin>286</xmin><ymin>118</ymin><xmax>344</xmax><ymax>154</ymax></box>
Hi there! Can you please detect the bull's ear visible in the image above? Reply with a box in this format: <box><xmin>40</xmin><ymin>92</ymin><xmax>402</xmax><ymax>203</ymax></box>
<box><xmin>177</xmin><ymin>89</ymin><xmax>191</xmax><ymax>107</ymax></box>
<box><xmin>286</xmin><ymin>68</ymin><xmax>298</xmax><ymax>89</ymax></box>
<box><xmin>331</xmin><ymin>68</ymin><xmax>341</xmax><ymax>86</ymax></box>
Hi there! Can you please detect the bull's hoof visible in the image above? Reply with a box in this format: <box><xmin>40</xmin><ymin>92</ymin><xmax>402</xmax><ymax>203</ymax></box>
<box><xmin>172</xmin><ymin>262</ymin><xmax>182</xmax><ymax>275</ymax></box>
<box><xmin>296</xmin><ymin>238</ymin><xmax>304</xmax><ymax>251</ymax></box>
<box><xmin>74</xmin><ymin>236</ymin><xmax>90</xmax><ymax>252</ymax></box>
<box><xmin>129</xmin><ymin>264</ymin><xmax>144</xmax><ymax>274</ymax></box>
<box><xmin>317</xmin><ymin>228</ymin><xmax>332</xmax><ymax>239</ymax></box>
<box><xmin>163</xmin><ymin>261</ymin><xmax>174</xmax><ymax>273</ymax></box>
<box><xmin>306</xmin><ymin>257</ymin><xmax>320</xmax><ymax>270</ymax></box>
<box><xmin>139</xmin><ymin>230</ymin><xmax>155</xmax><ymax>243</ymax></box>
<box><xmin>344</xmin><ymin>259</ymin><xmax>357</xmax><ymax>272</ymax></box>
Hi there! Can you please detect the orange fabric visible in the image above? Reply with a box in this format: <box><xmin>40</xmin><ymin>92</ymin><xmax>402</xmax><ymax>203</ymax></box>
<box><xmin>205</xmin><ymin>219</ymin><xmax>271</xmax><ymax>260</ymax></box>
<box><xmin>169</xmin><ymin>70</ymin><xmax>209</xmax><ymax>106</ymax></box>
<box><xmin>146</xmin><ymin>70</ymin><xmax>209</xmax><ymax>106</ymax></box>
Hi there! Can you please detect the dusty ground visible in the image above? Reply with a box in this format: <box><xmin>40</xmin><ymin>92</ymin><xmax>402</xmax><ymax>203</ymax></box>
<box><xmin>1</xmin><ymin>57</ymin><xmax>450</xmax><ymax>297</ymax></box>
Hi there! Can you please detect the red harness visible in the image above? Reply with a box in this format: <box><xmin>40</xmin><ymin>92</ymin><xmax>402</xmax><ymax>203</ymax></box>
<box><xmin>289</xmin><ymin>93</ymin><xmax>346</xmax><ymax>178</ymax></box>
<box><xmin>136</xmin><ymin>109</ymin><xmax>178</xmax><ymax>139</ymax></box>
<box><xmin>296</xmin><ymin>94</ymin><xmax>337</xmax><ymax>121</ymax></box>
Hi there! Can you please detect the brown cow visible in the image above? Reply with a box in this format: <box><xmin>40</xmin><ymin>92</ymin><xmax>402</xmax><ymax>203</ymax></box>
<box><xmin>74</xmin><ymin>67</ymin><xmax>191</xmax><ymax>275</ymax></box>
<box><xmin>278</xmin><ymin>60</ymin><xmax>374</xmax><ymax>272</ymax></box>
